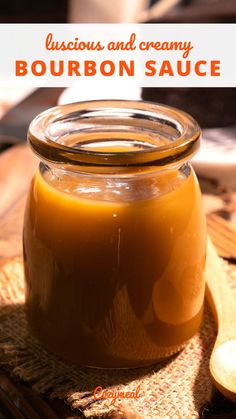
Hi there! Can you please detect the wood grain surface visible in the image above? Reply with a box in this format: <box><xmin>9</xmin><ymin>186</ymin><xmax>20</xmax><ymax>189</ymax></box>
<box><xmin>0</xmin><ymin>145</ymin><xmax>37</xmax><ymax>262</ymax></box>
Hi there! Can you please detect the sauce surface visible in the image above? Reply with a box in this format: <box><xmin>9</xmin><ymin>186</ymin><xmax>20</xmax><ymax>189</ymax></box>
<box><xmin>23</xmin><ymin>166</ymin><xmax>206</xmax><ymax>367</ymax></box>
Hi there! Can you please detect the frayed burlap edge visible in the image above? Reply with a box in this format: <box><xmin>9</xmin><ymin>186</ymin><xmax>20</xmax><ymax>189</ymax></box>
<box><xmin>0</xmin><ymin>256</ymin><xmax>235</xmax><ymax>418</ymax></box>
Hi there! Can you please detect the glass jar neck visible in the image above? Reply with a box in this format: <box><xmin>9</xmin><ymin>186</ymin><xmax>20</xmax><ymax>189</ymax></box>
<box><xmin>39</xmin><ymin>161</ymin><xmax>192</xmax><ymax>204</ymax></box>
<box><xmin>28</xmin><ymin>99</ymin><xmax>201</xmax><ymax>173</ymax></box>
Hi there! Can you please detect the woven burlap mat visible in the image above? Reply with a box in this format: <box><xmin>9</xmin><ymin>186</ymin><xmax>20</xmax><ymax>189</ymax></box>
<box><xmin>0</xmin><ymin>257</ymin><xmax>235</xmax><ymax>419</ymax></box>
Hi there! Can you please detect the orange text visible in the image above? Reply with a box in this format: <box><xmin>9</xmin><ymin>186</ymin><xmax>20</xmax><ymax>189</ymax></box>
<box><xmin>93</xmin><ymin>385</ymin><xmax>141</xmax><ymax>405</ymax></box>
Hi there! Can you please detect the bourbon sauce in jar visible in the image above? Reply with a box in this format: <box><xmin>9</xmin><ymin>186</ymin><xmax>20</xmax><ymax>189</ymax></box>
<box><xmin>23</xmin><ymin>100</ymin><xmax>206</xmax><ymax>368</ymax></box>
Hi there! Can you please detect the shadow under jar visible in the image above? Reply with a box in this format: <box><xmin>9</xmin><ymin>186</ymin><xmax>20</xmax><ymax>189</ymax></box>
<box><xmin>23</xmin><ymin>100</ymin><xmax>206</xmax><ymax>368</ymax></box>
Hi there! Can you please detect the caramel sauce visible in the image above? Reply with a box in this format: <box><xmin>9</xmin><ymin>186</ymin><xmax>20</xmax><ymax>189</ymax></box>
<box><xmin>23</xmin><ymin>166</ymin><xmax>206</xmax><ymax>367</ymax></box>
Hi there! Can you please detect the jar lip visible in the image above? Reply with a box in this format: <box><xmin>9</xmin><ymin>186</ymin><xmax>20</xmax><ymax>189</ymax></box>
<box><xmin>28</xmin><ymin>99</ymin><xmax>201</xmax><ymax>168</ymax></box>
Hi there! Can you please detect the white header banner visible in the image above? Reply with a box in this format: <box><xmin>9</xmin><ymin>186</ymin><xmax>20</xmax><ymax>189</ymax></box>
<box><xmin>0</xmin><ymin>24</ymin><xmax>235</xmax><ymax>87</ymax></box>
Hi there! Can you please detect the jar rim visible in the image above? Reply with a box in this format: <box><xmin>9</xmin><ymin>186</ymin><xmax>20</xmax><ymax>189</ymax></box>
<box><xmin>28</xmin><ymin>99</ymin><xmax>201</xmax><ymax>168</ymax></box>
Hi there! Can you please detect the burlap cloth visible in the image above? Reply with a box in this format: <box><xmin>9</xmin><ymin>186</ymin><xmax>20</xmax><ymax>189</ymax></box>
<box><xmin>0</xmin><ymin>257</ymin><xmax>235</xmax><ymax>419</ymax></box>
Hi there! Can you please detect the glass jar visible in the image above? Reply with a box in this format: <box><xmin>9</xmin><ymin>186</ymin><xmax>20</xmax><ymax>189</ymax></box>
<box><xmin>23</xmin><ymin>100</ymin><xmax>206</xmax><ymax>368</ymax></box>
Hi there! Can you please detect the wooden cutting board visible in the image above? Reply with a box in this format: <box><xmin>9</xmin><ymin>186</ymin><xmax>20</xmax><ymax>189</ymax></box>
<box><xmin>0</xmin><ymin>145</ymin><xmax>37</xmax><ymax>262</ymax></box>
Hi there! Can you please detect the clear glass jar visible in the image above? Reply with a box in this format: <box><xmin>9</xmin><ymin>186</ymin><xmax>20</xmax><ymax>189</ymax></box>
<box><xmin>23</xmin><ymin>100</ymin><xmax>206</xmax><ymax>368</ymax></box>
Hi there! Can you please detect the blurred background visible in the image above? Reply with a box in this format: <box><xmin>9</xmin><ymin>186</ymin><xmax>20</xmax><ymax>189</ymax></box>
<box><xmin>1</xmin><ymin>0</ymin><xmax>236</xmax><ymax>23</ymax></box>
<box><xmin>1</xmin><ymin>0</ymin><xmax>236</xmax><ymax>127</ymax></box>
<box><xmin>0</xmin><ymin>0</ymin><xmax>236</xmax><ymax>222</ymax></box>
<box><xmin>0</xmin><ymin>4</ymin><xmax>236</xmax><ymax>419</ymax></box>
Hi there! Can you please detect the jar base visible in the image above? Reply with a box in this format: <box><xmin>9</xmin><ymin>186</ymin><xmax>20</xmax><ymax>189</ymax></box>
<box><xmin>26</xmin><ymin>314</ymin><xmax>200</xmax><ymax>369</ymax></box>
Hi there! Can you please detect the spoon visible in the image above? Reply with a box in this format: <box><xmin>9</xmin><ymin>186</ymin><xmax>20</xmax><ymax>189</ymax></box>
<box><xmin>206</xmin><ymin>237</ymin><xmax>236</xmax><ymax>402</ymax></box>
